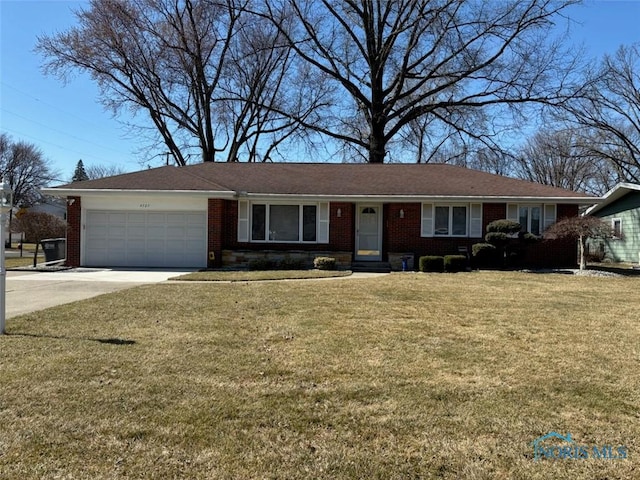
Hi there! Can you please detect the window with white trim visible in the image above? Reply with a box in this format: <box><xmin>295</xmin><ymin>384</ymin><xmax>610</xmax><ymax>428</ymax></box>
<box><xmin>612</xmin><ymin>218</ymin><xmax>622</xmax><ymax>239</ymax></box>
<box><xmin>507</xmin><ymin>204</ymin><xmax>556</xmax><ymax>235</ymax></box>
<box><xmin>519</xmin><ymin>205</ymin><xmax>541</xmax><ymax>235</ymax></box>
<box><xmin>421</xmin><ymin>203</ymin><xmax>482</xmax><ymax>238</ymax></box>
<box><xmin>237</xmin><ymin>201</ymin><xmax>329</xmax><ymax>243</ymax></box>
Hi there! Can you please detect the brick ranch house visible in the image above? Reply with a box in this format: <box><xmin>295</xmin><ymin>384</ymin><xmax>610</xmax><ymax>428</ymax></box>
<box><xmin>43</xmin><ymin>163</ymin><xmax>597</xmax><ymax>270</ymax></box>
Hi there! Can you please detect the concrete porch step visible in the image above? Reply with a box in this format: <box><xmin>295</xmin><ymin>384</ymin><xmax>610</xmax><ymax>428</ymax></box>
<box><xmin>351</xmin><ymin>261</ymin><xmax>392</xmax><ymax>273</ymax></box>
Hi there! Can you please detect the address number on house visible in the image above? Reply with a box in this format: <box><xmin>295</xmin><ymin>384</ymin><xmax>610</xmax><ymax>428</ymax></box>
<box><xmin>139</xmin><ymin>203</ymin><xmax>151</xmax><ymax>208</ymax></box>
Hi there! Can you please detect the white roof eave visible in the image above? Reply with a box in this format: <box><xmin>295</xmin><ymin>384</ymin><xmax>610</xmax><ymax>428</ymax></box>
<box><xmin>40</xmin><ymin>188</ymin><xmax>599</xmax><ymax>205</ymax></box>
<box><xmin>40</xmin><ymin>188</ymin><xmax>237</xmax><ymax>199</ymax></box>
<box><xmin>236</xmin><ymin>193</ymin><xmax>599</xmax><ymax>204</ymax></box>
<box><xmin>584</xmin><ymin>182</ymin><xmax>640</xmax><ymax>215</ymax></box>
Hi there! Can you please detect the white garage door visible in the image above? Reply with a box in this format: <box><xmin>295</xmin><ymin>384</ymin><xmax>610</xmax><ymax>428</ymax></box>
<box><xmin>85</xmin><ymin>210</ymin><xmax>207</xmax><ymax>268</ymax></box>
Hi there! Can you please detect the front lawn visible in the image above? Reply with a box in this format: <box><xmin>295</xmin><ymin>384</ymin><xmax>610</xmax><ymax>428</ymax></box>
<box><xmin>1</xmin><ymin>272</ymin><xmax>637</xmax><ymax>479</ymax></box>
<box><xmin>4</xmin><ymin>254</ymin><xmax>44</xmax><ymax>269</ymax></box>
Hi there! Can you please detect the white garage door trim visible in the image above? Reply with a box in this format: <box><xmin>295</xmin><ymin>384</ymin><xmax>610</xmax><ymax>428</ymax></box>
<box><xmin>84</xmin><ymin>210</ymin><xmax>207</xmax><ymax>268</ymax></box>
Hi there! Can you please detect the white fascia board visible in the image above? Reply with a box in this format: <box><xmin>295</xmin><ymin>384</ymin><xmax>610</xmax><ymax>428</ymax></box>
<box><xmin>40</xmin><ymin>188</ymin><xmax>599</xmax><ymax>205</ymax></box>
<box><xmin>584</xmin><ymin>182</ymin><xmax>640</xmax><ymax>215</ymax></box>
<box><xmin>239</xmin><ymin>193</ymin><xmax>599</xmax><ymax>204</ymax></box>
<box><xmin>40</xmin><ymin>188</ymin><xmax>236</xmax><ymax>199</ymax></box>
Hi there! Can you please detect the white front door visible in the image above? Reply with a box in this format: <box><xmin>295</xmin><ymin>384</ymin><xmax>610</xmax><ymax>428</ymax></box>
<box><xmin>355</xmin><ymin>205</ymin><xmax>382</xmax><ymax>261</ymax></box>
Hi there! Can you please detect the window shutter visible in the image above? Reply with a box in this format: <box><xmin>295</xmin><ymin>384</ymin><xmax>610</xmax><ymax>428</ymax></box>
<box><xmin>237</xmin><ymin>200</ymin><xmax>249</xmax><ymax>242</ymax></box>
<box><xmin>421</xmin><ymin>204</ymin><xmax>433</xmax><ymax>236</ymax></box>
<box><xmin>469</xmin><ymin>203</ymin><xmax>483</xmax><ymax>238</ymax></box>
<box><xmin>543</xmin><ymin>204</ymin><xmax>556</xmax><ymax>231</ymax></box>
<box><xmin>507</xmin><ymin>204</ymin><xmax>518</xmax><ymax>223</ymax></box>
<box><xmin>318</xmin><ymin>203</ymin><xmax>329</xmax><ymax>243</ymax></box>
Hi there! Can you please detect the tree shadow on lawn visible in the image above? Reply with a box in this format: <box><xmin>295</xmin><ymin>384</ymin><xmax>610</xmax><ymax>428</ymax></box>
<box><xmin>6</xmin><ymin>332</ymin><xmax>136</xmax><ymax>345</ymax></box>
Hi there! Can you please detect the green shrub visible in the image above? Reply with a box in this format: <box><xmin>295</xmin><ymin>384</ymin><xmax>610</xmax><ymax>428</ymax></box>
<box><xmin>486</xmin><ymin>219</ymin><xmax>521</xmax><ymax>234</ymax></box>
<box><xmin>472</xmin><ymin>243</ymin><xmax>498</xmax><ymax>269</ymax></box>
<box><xmin>444</xmin><ymin>255</ymin><xmax>467</xmax><ymax>272</ymax></box>
<box><xmin>248</xmin><ymin>258</ymin><xmax>275</xmax><ymax>270</ymax></box>
<box><xmin>313</xmin><ymin>256</ymin><xmax>337</xmax><ymax>270</ymax></box>
<box><xmin>419</xmin><ymin>255</ymin><xmax>444</xmax><ymax>273</ymax></box>
<box><xmin>278</xmin><ymin>256</ymin><xmax>305</xmax><ymax>270</ymax></box>
<box><xmin>484</xmin><ymin>231</ymin><xmax>509</xmax><ymax>245</ymax></box>
<box><xmin>520</xmin><ymin>232</ymin><xmax>539</xmax><ymax>243</ymax></box>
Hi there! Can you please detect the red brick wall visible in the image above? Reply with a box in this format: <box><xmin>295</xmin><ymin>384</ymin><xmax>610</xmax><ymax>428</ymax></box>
<box><xmin>207</xmin><ymin>198</ymin><xmax>224</xmax><ymax>268</ymax></box>
<box><xmin>384</xmin><ymin>203</ymin><xmax>420</xmax><ymax>253</ymax></box>
<box><xmin>220</xmin><ymin>200</ymin><xmax>352</xmax><ymax>253</ymax></box>
<box><xmin>212</xmin><ymin>199</ymin><xmax>579</xmax><ymax>268</ymax></box>
<box><xmin>66</xmin><ymin>196</ymin><xmax>81</xmax><ymax>267</ymax></box>
<box><xmin>521</xmin><ymin>204</ymin><xmax>579</xmax><ymax>268</ymax></box>
<box><xmin>483</xmin><ymin>203</ymin><xmax>507</xmax><ymax>230</ymax></box>
<box><xmin>384</xmin><ymin>202</ymin><xmax>500</xmax><ymax>258</ymax></box>
<box><xmin>330</xmin><ymin>202</ymin><xmax>354</xmax><ymax>251</ymax></box>
<box><xmin>383</xmin><ymin>202</ymin><xmax>578</xmax><ymax>268</ymax></box>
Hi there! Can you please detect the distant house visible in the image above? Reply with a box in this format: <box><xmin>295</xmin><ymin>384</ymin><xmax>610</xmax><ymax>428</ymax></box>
<box><xmin>42</xmin><ymin>163</ymin><xmax>595</xmax><ymax>270</ymax></box>
<box><xmin>585</xmin><ymin>182</ymin><xmax>640</xmax><ymax>264</ymax></box>
<box><xmin>27</xmin><ymin>197</ymin><xmax>67</xmax><ymax>220</ymax></box>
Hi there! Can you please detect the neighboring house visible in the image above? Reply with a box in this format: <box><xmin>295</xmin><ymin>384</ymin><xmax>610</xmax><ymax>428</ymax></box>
<box><xmin>42</xmin><ymin>163</ymin><xmax>596</xmax><ymax>270</ymax></box>
<box><xmin>27</xmin><ymin>197</ymin><xmax>67</xmax><ymax>220</ymax></box>
<box><xmin>585</xmin><ymin>182</ymin><xmax>640</xmax><ymax>264</ymax></box>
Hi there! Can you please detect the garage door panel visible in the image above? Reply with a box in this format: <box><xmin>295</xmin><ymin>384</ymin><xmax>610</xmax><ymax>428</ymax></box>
<box><xmin>127</xmin><ymin>239</ymin><xmax>146</xmax><ymax>250</ymax></box>
<box><xmin>148</xmin><ymin>213</ymin><xmax>166</xmax><ymax>224</ymax></box>
<box><xmin>127</xmin><ymin>212</ymin><xmax>147</xmax><ymax>223</ymax></box>
<box><xmin>127</xmin><ymin>226</ymin><xmax>146</xmax><ymax>237</ymax></box>
<box><xmin>148</xmin><ymin>226</ymin><xmax>166</xmax><ymax>237</ymax></box>
<box><xmin>187</xmin><ymin>226</ymin><xmax>205</xmax><ymax>236</ymax></box>
<box><xmin>109</xmin><ymin>226</ymin><xmax>126</xmax><ymax>237</ymax></box>
<box><xmin>108</xmin><ymin>212</ymin><xmax>127</xmax><ymax>223</ymax></box>
<box><xmin>166</xmin><ymin>226</ymin><xmax>185</xmax><ymax>237</ymax></box>
<box><xmin>85</xmin><ymin>210</ymin><xmax>206</xmax><ymax>267</ymax></box>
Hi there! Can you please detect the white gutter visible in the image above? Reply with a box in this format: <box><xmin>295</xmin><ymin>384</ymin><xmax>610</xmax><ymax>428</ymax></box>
<box><xmin>40</xmin><ymin>188</ymin><xmax>598</xmax><ymax>205</ymax></box>
<box><xmin>40</xmin><ymin>188</ymin><xmax>237</xmax><ymax>199</ymax></box>
<box><xmin>233</xmin><ymin>193</ymin><xmax>600</xmax><ymax>204</ymax></box>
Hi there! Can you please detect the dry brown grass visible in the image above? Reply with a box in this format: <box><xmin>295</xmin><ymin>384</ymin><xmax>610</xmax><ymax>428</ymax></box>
<box><xmin>0</xmin><ymin>271</ymin><xmax>638</xmax><ymax>479</ymax></box>
<box><xmin>170</xmin><ymin>269</ymin><xmax>352</xmax><ymax>281</ymax></box>
<box><xmin>4</xmin><ymin>255</ymin><xmax>44</xmax><ymax>269</ymax></box>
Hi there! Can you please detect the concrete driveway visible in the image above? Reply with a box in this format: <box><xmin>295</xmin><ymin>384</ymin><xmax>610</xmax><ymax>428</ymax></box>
<box><xmin>6</xmin><ymin>268</ymin><xmax>195</xmax><ymax>318</ymax></box>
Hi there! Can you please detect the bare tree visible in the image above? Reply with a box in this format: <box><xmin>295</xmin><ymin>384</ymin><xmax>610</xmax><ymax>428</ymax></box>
<box><xmin>0</xmin><ymin>133</ymin><xmax>58</xmax><ymax>208</ymax></box>
<box><xmin>513</xmin><ymin>128</ymin><xmax>608</xmax><ymax>195</ymax></box>
<box><xmin>38</xmin><ymin>0</ymin><xmax>315</xmax><ymax>165</ymax></box>
<box><xmin>545</xmin><ymin>216</ymin><xmax>614</xmax><ymax>270</ymax></box>
<box><xmin>562</xmin><ymin>43</ymin><xmax>640</xmax><ymax>182</ymax></box>
<box><xmin>219</xmin><ymin>10</ymin><xmax>327</xmax><ymax>162</ymax></box>
<box><xmin>85</xmin><ymin>164</ymin><xmax>127</xmax><ymax>180</ymax></box>
<box><xmin>38</xmin><ymin>0</ymin><xmax>240</xmax><ymax>165</ymax></box>
<box><xmin>261</xmin><ymin>0</ymin><xmax>582</xmax><ymax>163</ymax></box>
<box><xmin>12</xmin><ymin>212</ymin><xmax>67</xmax><ymax>267</ymax></box>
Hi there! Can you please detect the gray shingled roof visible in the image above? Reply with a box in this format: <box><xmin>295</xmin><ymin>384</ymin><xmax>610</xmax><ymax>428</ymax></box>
<box><xmin>52</xmin><ymin>162</ymin><xmax>594</xmax><ymax>199</ymax></box>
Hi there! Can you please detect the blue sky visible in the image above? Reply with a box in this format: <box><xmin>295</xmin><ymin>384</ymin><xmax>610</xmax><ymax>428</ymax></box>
<box><xmin>1</xmin><ymin>0</ymin><xmax>639</xmax><ymax>184</ymax></box>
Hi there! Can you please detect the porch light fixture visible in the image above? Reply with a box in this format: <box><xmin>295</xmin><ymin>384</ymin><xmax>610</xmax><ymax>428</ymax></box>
<box><xmin>337</xmin><ymin>208</ymin><xmax>342</xmax><ymax>218</ymax></box>
<box><xmin>0</xmin><ymin>178</ymin><xmax>13</xmax><ymax>334</ymax></box>
<box><xmin>399</xmin><ymin>209</ymin><xmax>405</xmax><ymax>219</ymax></box>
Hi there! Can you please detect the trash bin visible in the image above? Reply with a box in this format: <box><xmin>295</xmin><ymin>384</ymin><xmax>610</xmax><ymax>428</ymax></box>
<box><xmin>40</xmin><ymin>238</ymin><xmax>66</xmax><ymax>263</ymax></box>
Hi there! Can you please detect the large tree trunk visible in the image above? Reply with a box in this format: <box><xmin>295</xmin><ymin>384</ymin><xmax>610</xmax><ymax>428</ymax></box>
<box><xmin>579</xmin><ymin>235</ymin><xmax>587</xmax><ymax>270</ymax></box>
<box><xmin>369</xmin><ymin>114</ymin><xmax>386</xmax><ymax>163</ymax></box>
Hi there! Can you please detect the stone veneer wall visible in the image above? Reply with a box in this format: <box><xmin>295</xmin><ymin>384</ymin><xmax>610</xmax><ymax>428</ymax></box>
<box><xmin>222</xmin><ymin>250</ymin><xmax>353</xmax><ymax>269</ymax></box>
<box><xmin>388</xmin><ymin>252</ymin><xmax>416</xmax><ymax>271</ymax></box>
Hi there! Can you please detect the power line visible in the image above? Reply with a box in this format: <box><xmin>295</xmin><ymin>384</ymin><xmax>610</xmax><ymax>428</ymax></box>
<box><xmin>1</xmin><ymin>107</ymin><xmax>131</xmax><ymax>158</ymax></box>
<box><xmin>1</xmin><ymin>81</ymin><xmax>112</xmax><ymax>133</ymax></box>
<box><xmin>0</xmin><ymin>126</ymin><xmax>125</xmax><ymax>166</ymax></box>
